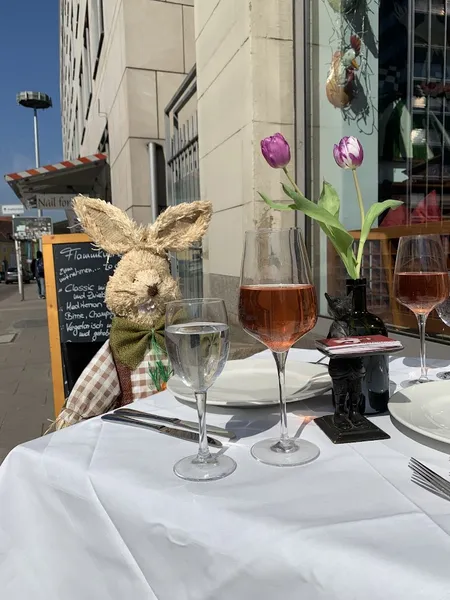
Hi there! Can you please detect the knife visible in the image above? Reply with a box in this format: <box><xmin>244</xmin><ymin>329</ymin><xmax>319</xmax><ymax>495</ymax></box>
<box><xmin>101</xmin><ymin>413</ymin><xmax>223</xmax><ymax>448</ymax></box>
<box><xmin>114</xmin><ymin>408</ymin><xmax>236</xmax><ymax>440</ymax></box>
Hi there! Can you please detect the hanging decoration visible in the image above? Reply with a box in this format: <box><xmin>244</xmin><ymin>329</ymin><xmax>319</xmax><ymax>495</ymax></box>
<box><xmin>326</xmin><ymin>35</ymin><xmax>361</xmax><ymax>109</ymax></box>
<box><xmin>327</xmin><ymin>0</ymin><xmax>360</xmax><ymax>14</ymax></box>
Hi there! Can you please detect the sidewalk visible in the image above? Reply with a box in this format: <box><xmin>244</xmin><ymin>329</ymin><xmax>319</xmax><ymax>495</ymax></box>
<box><xmin>0</xmin><ymin>283</ymin><xmax>53</xmax><ymax>463</ymax></box>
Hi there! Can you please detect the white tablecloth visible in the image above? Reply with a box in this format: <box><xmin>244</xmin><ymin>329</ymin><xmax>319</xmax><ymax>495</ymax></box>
<box><xmin>1</xmin><ymin>349</ymin><xmax>450</xmax><ymax>600</ymax></box>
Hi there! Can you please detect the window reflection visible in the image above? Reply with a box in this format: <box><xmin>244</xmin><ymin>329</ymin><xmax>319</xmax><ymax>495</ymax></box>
<box><xmin>311</xmin><ymin>0</ymin><xmax>450</xmax><ymax>339</ymax></box>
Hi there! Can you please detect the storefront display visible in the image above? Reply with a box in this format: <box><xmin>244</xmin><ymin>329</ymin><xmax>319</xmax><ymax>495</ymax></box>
<box><xmin>309</xmin><ymin>0</ymin><xmax>450</xmax><ymax>340</ymax></box>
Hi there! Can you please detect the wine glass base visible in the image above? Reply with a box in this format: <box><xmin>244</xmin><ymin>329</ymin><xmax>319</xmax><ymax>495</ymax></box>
<box><xmin>174</xmin><ymin>454</ymin><xmax>237</xmax><ymax>481</ymax></box>
<box><xmin>403</xmin><ymin>378</ymin><xmax>429</xmax><ymax>387</ymax></box>
<box><xmin>437</xmin><ymin>371</ymin><xmax>450</xmax><ymax>380</ymax></box>
<box><xmin>251</xmin><ymin>438</ymin><xmax>320</xmax><ymax>467</ymax></box>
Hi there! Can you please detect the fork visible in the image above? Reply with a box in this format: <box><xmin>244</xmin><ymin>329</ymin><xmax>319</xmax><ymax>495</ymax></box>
<box><xmin>313</xmin><ymin>355</ymin><xmax>328</xmax><ymax>365</ymax></box>
<box><xmin>411</xmin><ymin>474</ymin><xmax>450</xmax><ymax>502</ymax></box>
<box><xmin>409</xmin><ymin>457</ymin><xmax>450</xmax><ymax>501</ymax></box>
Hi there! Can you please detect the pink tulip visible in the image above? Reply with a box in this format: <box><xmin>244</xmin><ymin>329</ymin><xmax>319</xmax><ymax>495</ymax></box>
<box><xmin>333</xmin><ymin>136</ymin><xmax>364</xmax><ymax>169</ymax></box>
<box><xmin>261</xmin><ymin>133</ymin><xmax>291</xmax><ymax>169</ymax></box>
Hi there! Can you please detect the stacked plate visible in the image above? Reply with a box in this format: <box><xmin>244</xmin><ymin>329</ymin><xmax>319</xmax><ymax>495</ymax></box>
<box><xmin>389</xmin><ymin>381</ymin><xmax>450</xmax><ymax>445</ymax></box>
<box><xmin>168</xmin><ymin>358</ymin><xmax>331</xmax><ymax>407</ymax></box>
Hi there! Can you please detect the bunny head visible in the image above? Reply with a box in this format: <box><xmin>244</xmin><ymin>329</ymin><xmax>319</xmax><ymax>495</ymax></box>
<box><xmin>72</xmin><ymin>196</ymin><xmax>213</xmax><ymax>327</ymax></box>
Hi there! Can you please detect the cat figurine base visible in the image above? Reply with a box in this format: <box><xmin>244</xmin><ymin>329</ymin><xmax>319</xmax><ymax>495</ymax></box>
<box><xmin>315</xmin><ymin>414</ymin><xmax>390</xmax><ymax>444</ymax></box>
<box><xmin>315</xmin><ymin>292</ymin><xmax>390</xmax><ymax>444</ymax></box>
<box><xmin>315</xmin><ymin>354</ymin><xmax>390</xmax><ymax>444</ymax></box>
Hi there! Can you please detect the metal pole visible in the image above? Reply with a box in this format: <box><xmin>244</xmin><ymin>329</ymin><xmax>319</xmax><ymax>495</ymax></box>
<box><xmin>148</xmin><ymin>142</ymin><xmax>159</xmax><ymax>224</ymax></box>
<box><xmin>33</xmin><ymin>109</ymin><xmax>43</xmax><ymax>252</ymax></box>
<box><xmin>15</xmin><ymin>240</ymin><xmax>24</xmax><ymax>301</ymax></box>
<box><xmin>33</xmin><ymin>107</ymin><xmax>40</xmax><ymax>165</ymax></box>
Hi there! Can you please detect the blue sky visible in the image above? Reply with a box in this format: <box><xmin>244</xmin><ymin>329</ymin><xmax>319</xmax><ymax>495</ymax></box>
<box><xmin>0</xmin><ymin>1</ymin><xmax>65</xmax><ymax>221</ymax></box>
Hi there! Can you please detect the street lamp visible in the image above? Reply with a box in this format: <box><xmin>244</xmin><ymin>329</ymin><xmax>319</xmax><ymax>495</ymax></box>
<box><xmin>16</xmin><ymin>91</ymin><xmax>52</xmax><ymax>218</ymax></box>
<box><xmin>16</xmin><ymin>92</ymin><xmax>52</xmax><ymax>296</ymax></box>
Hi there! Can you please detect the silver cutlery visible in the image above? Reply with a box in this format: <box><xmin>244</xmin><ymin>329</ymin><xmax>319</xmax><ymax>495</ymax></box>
<box><xmin>411</xmin><ymin>474</ymin><xmax>450</xmax><ymax>502</ymax></box>
<box><xmin>312</xmin><ymin>355</ymin><xmax>328</xmax><ymax>365</ymax></box>
<box><xmin>102</xmin><ymin>413</ymin><xmax>223</xmax><ymax>448</ymax></box>
<box><xmin>409</xmin><ymin>457</ymin><xmax>450</xmax><ymax>501</ymax></box>
<box><xmin>114</xmin><ymin>408</ymin><xmax>236</xmax><ymax>440</ymax></box>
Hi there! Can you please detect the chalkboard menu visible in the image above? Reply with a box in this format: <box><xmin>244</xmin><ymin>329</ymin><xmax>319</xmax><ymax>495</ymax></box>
<box><xmin>43</xmin><ymin>234</ymin><xmax>120</xmax><ymax>417</ymax></box>
<box><xmin>53</xmin><ymin>242</ymin><xmax>119</xmax><ymax>344</ymax></box>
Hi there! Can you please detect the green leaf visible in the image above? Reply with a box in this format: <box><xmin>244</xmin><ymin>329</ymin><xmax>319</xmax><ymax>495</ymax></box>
<box><xmin>355</xmin><ymin>199</ymin><xmax>403</xmax><ymax>277</ymax></box>
<box><xmin>258</xmin><ymin>191</ymin><xmax>296</xmax><ymax>211</ymax></box>
<box><xmin>281</xmin><ymin>184</ymin><xmax>349</xmax><ymax>233</ymax></box>
<box><xmin>318</xmin><ymin>181</ymin><xmax>340</xmax><ymax>217</ymax></box>
<box><xmin>279</xmin><ymin>183</ymin><xmax>358</xmax><ymax>278</ymax></box>
<box><xmin>260</xmin><ymin>183</ymin><xmax>358</xmax><ymax>279</ymax></box>
<box><xmin>360</xmin><ymin>200</ymin><xmax>403</xmax><ymax>250</ymax></box>
<box><xmin>320</xmin><ymin>223</ymin><xmax>357</xmax><ymax>279</ymax></box>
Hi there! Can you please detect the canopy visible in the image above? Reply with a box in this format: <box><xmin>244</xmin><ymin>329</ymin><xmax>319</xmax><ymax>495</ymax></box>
<box><xmin>4</xmin><ymin>153</ymin><xmax>110</xmax><ymax>210</ymax></box>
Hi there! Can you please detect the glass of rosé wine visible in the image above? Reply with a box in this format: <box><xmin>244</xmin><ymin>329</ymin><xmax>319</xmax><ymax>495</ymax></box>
<box><xmin>436</xmin><ymin>283</ymin><xmax>450</xmax><ymax>380</ymax></box>
<box><xmin>238</xmin><ymin>228</ymin><xmax>319</xmax><ymax>467</ymax></box>
<box><xmin>394</xmin><ymin>234</ymin><xmax>449</xmax><ymax>384</ymax></box>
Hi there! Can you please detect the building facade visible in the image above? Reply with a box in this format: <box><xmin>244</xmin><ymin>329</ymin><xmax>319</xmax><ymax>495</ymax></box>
<box><xmin>61</xmin><ymin>0</ymin><xmax>450</xmax><ymax>342</ymax></box>
<box><xmin>60</xmin><ymin>0</ymin><xmax>195</xmax><ymax>223</ymax></box>
<box><xmin>0</xmin><ymin>218</ymin><xmax>15</xmax><ymax>269</ymax></box>
<box><xmin>196</xmin><ymin>0</ymin><xmax>450</xmax><ymax>342</ymax></box>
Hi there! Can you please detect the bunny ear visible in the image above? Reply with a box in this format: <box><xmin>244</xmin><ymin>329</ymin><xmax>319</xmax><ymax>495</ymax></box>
<box><xmin>147</xmin><ymin>201</ymin><xmax>212</xmax><ymax>253</ymax></box>
<box><xmin>72</xmin><ymin>196</ymin><xmax>141</xmax><ymax>255</ymax></box>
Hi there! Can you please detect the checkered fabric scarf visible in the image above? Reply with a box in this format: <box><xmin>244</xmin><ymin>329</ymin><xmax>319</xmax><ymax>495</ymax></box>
<box><xmin>50</xmin><ymin>334</ymin><xmax>171</xmax><ymax>431</ymax></box>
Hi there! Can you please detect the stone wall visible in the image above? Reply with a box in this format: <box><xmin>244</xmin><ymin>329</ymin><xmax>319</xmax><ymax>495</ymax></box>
<box><xmin>195</xmin><ymin>0</ymin><xmax>297</xmax><ymax>322</ymax></box>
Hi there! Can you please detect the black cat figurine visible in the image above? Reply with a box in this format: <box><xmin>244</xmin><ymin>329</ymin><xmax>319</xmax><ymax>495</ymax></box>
<box><xmin>325</xmin><ymin>292</ymin><xmax>367</xmax><ymax>430</ymax></box>
<box><xmin>314</xmin><ymin>290</ymin><xmax>390</xmax><ymax>443</ymax></box>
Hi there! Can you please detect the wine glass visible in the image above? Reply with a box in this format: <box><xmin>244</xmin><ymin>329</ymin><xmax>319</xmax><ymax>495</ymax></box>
<box><xmin>239</xmin><ymin>228</ymin><xmax>320</xmax><ymax>467</ymax></box>
<box><xmin>435</xmin><ymin>274</ymin><xmax>450</xmax><ymax>380</ymax></box>
<box><xmin>165</xmin><ymin>298</ymin><xmax>237</xmax><ymax>481</ymax></box>
<box><xmin>393</xmin><ymin>235</ymin><xmax>449</xmax><ymax>384</ymax></box>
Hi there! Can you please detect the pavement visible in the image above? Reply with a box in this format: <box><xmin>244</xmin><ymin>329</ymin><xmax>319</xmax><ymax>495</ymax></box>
<box><xmin>0</xmin><ymin>281</ymin><xmax>54</xmax><ymax>463</ymax></box>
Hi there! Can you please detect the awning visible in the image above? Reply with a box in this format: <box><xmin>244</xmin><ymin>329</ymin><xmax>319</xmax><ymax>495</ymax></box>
<box><xmin>4</xmin><ymin>153</ymin><xmax>110</xmax><ymax>210</ymax></box>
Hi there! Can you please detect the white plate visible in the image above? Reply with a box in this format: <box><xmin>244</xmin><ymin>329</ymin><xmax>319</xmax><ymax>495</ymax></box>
<box><xmin>167</xmin><ymin>358</ymin><xmax>331</xmax><ymax>407</ymax></box>
<box><xmin>388</xmin><ymin>380</ymin><xmax>450</xmax><ymax>445</ymax></box>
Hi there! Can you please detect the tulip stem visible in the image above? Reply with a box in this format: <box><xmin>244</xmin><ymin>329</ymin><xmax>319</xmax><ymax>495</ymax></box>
<box><xmin>283</xmin><ymin>167</ymin><xmax>304</xmax><ymax>197</ymax></box>
<box><xmin>352</xmin><ymin>168</ymin><xmax>365</xmax><ymax>278</ymax></box>
<box><xmin>352</xmin><ymin>168</ymin><xmax>365</xmax><ymax>226</ymax></box>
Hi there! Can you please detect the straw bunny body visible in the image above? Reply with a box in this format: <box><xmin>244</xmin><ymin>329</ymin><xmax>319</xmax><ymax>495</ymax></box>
<box><xmin>52</xmin><ymin>196</ymin><xmax>212</xmax><ymax>430</ymax></box>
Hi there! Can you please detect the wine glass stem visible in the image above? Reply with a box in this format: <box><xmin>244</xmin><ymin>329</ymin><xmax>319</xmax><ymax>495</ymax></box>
<box><xmin>417</xmin><ymin>313</ymin><xmax>428</xmax><ymax>381</ymax></box>
<box><xmin>273</xmin><ymin>351</ymin><xmax>290</xmax><ymax>449</ymax></box>
<box><xmin>194</xmin><ymin>392</ymin><xmax>211</xmax><ymax>462</ymax></box>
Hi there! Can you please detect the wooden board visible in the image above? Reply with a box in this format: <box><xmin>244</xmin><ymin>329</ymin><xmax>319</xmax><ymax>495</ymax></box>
<box><xmin>43</xmin><ymin>234</ymin><xmax>67</xmax><ymax>418</ymax></box>
<box><xmin>42</xmin><ymin>234</ymin><xmax>119</xmax><ymax>417</ymax></box>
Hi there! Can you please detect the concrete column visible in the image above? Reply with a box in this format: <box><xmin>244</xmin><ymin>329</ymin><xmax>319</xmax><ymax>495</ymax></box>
<box><xmin>195</xmin><ymin>0</ymin><xmax>296</xmax><ymax>322</ymax></box>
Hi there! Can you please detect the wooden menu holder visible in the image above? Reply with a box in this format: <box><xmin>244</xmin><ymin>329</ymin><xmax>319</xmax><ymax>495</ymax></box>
<box><xmin>42</xmin><ymin>233</ymin><xmax>93</xmax><ymax>417</ymax></box>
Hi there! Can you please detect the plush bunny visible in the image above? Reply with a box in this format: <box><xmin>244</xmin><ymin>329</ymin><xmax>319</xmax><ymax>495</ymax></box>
<box><xmin>52</xmin><ymin>196</ymin><xmax>213</xmax><ymax>430</ymax></box>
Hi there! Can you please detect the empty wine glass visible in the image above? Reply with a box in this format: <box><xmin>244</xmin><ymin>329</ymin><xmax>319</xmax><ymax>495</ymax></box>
<box><xmin>435</xmin><ymin>275</ymin><xmax>450</xmax><ymax>380</ymax></box>
<box><xmin>393</xmin><ymin>235</ymin><xmax>449</xmax><ymax>384</ymax></box>
<box><xmin>239</xmin><ymin>228</ymin><xmax>320</xmax><ymax>467</ymax></box>
<box><xmin>165</xmin><ymin>298</ymin><xmax>236</xmax><ymax>481</ymax></box>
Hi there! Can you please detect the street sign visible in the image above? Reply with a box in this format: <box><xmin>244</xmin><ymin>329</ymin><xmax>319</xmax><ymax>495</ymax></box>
<box><xmin>35</xmin><ymin>194</ymin><xmax>75</xmax><ymax>209</ymax></box>
<box><xmin>12</xmin><ymin>216</ymin><xmax>53</xmax><ymax>241</ymax></box>
<box><xmin>1</xmin><ymin>204</ymin><xmax>24</xmax><ymax>216</ymax></box>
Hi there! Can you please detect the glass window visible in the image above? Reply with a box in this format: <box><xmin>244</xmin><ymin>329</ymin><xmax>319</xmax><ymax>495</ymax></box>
<box><xmin>73</xmin><ymin>107</ymin><xmax>80</xmax><ymax>159</ymax></box>
<box><xmin>306</xmin><ymin>0</ymin><xmax>450</xmax><ymax>341</ymax></box>
<box><xmin>77</xmin><ymin>97</ymin><xmax>84</xmax><ymax>151</ymax></box>
<box><xmin>89</xmin><ymin>0</ymin><xmax>104</xmax><ymax>79</ymax></box>
<box><xmin>79</xmin><ymin>62</ymin><xmax>84</xmax><ymax>120</ymax></box>
<box><xmin>83</xmin><ymin>16</ymin><xmax>92</xmax><ymax>117</ymax></box>
<box><xmin>75</xmin><ymin>3</ymin><xmax>80</xmax><ymax>39</ymax></box>
<box><xmin>98</xmin><ymin>124</ymin><xmax>109</xmax><ymax>155</ymax></box>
